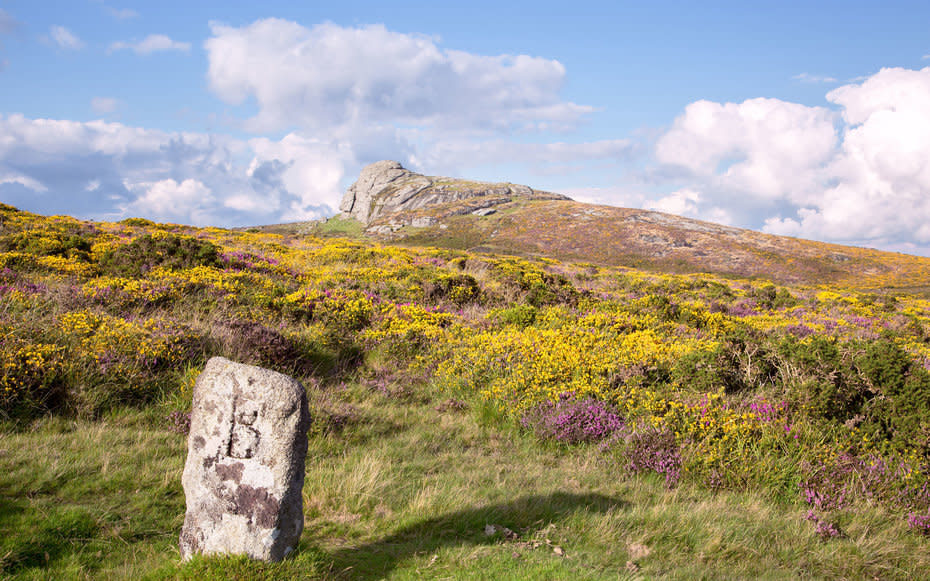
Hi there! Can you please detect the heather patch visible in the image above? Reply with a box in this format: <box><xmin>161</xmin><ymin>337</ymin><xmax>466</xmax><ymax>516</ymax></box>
<box><xmin>520</xmin><ymin>395</ymin><xmax>624</xmax><ymax>444</ymax></box>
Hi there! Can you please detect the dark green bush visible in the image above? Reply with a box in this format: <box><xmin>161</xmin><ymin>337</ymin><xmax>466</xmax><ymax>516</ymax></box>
<box><xmin>497</xmin><ymin>304</ymin><xmax>538</xmax><ymax>327</ymax></box>
<box><xmin>671</xmin><ymin>345</ymin><xmax>744</xmax><ymax>394</ymax></box>
<box><xmin>424</xmin><ymin>273</ymin><xmax>481</xmax><ymax>305</ymax></box>
<box><xmin>776</xmin><ymin>335</ymin><xmax>863</xmax><ymax>421</ymax></box>
<box><xmin>98</xmin><ymin>234</ymin><xmax>221</xmax><ymax>277</ymax></box>
<box><xmin>119</xmin><ymin>217</ymin><xmax>156</xmax><ymax>227</ymax></box>
<box><xmin>645</xmin><ymin>295</ymin><xmax>679</xmax><ymax>322</ymax></box>
<box><xmin>0</xmin><ymin>229</ymin><xmax>93</xmax><ymax>261</ymax></box>
<box><xmin>856</xmin><ymin>339</ymin><xmax>930</xmax><ymax>451</ymax></box>
<box><xmin>751</xmin><ymin>284</ymin><xmax>797</xmax><ymax>310</ymax></box>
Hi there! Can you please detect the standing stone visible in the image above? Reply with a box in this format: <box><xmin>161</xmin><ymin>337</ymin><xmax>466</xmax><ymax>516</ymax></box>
<box><xmin>179</xmin><ymin>357</ymin><xmax>311</xmax><ymax>562</ymax></box>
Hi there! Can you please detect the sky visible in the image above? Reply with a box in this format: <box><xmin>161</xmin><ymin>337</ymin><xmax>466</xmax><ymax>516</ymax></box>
<box><xmin>2</xmin><ymin>1</ymin><xmax>930</xmax><ymax>254</ymax></box>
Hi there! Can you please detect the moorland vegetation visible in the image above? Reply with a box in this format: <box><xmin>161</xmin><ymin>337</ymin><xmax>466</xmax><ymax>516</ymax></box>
<box><xmin>3</xmin><ymin>202</ymin><xmax>930</xmax><ymax>578</ymax></box>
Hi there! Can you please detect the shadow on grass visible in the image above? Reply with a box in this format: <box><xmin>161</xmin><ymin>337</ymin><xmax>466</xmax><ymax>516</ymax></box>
<box><xmin>0</xmin><ymin>495</ymin><xmax>99</xmax><ymax>575</ymax></box>
<box><xmin>326</xmin><ymin>491</ymin><xmax>630</xmax><ymax>580</ymax></box>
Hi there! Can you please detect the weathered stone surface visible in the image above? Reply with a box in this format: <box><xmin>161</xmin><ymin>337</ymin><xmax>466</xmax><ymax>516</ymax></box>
<box><xmin>339</xmin><ymin>160</ymin><xmax>410</xmax><ymax>223</ymax></box>
<box><xmin>179</xmin><ymin>357</ymin><xmax>311</xmax><ymax>562</ymax></box>
<box><xmin>339</xmin><ymin>160</ymin><xmax>569</xmax><ymax>225</ymax></box>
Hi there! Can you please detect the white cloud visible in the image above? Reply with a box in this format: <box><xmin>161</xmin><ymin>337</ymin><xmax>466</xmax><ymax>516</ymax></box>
<box><xmin>50</xmin><ymin>25</ymin><xmax>84</xmax><ymax>50</ymax></box>
<box><xmin>655</xmin><ymin>98</ymin><xmax>837</xmax><ymax>202</ymax></box>
<box><xmin>110</xmin><ymin>34</ymin><xmax>191</xmax><ymax>55</ymax></box>
<box><xmin>644</xmin><ymin>188</ymin><xmax>701</xmax><ymax>216</ymax></box>
<box><xmin>204</xmin><ymin>19</ymin><xmax>593</xmax><ymax>134</ymax></box>
<box><xmin>652</xmin><ymin>66</ymin><xmax>930</xmax><ymax>251</ymax></box>
<box><xmin>123</xmin><ymin>179</ymin><xmax>214</xmax><ymax>224</ymax></box>
<box><xmin>247</xmin><ymin>133</ymin><xmax>353</xmax><ymax>218</ymax></box>
<box><xmin>766</xmin><ymin>67</ymin><xmax>930</xmax><ymax>244</ymax></box>
<box><xmin>0</xmin><ymin>114</ymin><xmax>346</xmax><ymax>226</ymax></box>
<box><xmin>91</xmin><ymin>97</ymin><xmax>121</xmax><ymax>114</ymax></box>
<box><xmin>0</xmin><ymin>172</ymin><xmax>47</xmax><ymax>192</ymax></box>
<box><xmin>793</xmin><ymin>73</ymin><xmax>838</xmax><ymax>83</ymax></box>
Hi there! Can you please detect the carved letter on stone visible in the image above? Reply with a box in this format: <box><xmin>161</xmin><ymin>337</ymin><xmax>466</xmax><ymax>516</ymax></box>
<box><xmin>179</xmin><ymin>357</ymin><xmax>311</xmax><ymax>561</ymax></box>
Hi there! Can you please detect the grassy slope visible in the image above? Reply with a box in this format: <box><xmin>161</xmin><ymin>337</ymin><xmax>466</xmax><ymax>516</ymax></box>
<box><xmin>298</xmin><ymin>198</ymin><xmax>930</xmax><ymax>290</ymax></box>
<box><xmin>4</xmin><ymin>388</ymin><xmax>930</xmax><ymax>580</ymax></box>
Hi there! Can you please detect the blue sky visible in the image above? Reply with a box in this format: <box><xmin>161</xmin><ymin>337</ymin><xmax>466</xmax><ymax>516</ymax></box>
<box><xmin>2</xmin><ymin>1</ymin><xmax>930</xmax><ymax>254</ymax></box>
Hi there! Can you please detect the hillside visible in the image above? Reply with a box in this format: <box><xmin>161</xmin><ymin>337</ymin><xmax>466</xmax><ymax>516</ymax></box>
<box><xmin>4</xmin><ymin>202</ymin><xmax>930</xmax><ymax>578</ymax></box>
<box><xmin>283</xmin><ymin>162</ymin><xmax>930</xmax><ymax>290</ymax></box>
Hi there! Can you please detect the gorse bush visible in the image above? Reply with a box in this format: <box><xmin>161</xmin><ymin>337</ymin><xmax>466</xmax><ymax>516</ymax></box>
<box><xmin>0</xmin><ymin>229</ymin><xmax>94</xmax><ymax>261</ymax></box>
<box><xmin>856</xmin><ymin>339</ymin><xmax>930</xmax><ymax>453</ymax></box>
<box><xmin>424</xmin><ymin>273</ymin><xmax>481</xmax><ymax>305</ymax></box>
<box><xmin>496</xmin><ymin>304</ymin><xmax>538</xmax><ymax>328</ymax></box>
<box><xmin>0</xmin><ymin>335</ymin><xmax>66</xmax><ymax>417</ymax></box>
<box><xmin>98</xmin><ymin>233</ymin><xmax>221</xmax><ymax>277</ymax></box>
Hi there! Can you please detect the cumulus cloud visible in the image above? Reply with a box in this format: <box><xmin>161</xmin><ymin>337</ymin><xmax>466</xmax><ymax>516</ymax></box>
<box><xmin>204</xmin><ymin>19</ymin><xmax>593</xmax><ymax>134</ymax></box>
<box><xmin>644</xmin><ymin>188</ymin><xmax>702</xmax><ymax>216</ymax></box>
<box><xmin>0</xmin><ymin>172</ymin><xmax>47</xmax><ymax>192</ymax></box>
<box><xmin>0</xmin><ymin>114</ymin><xmax>348</xmax><ymax>226</ymax></box>
<box><xmin>110</xmin><ymin>34</ymin><xmax>191</xmax><ymax>55</ymax></box>
<box><xmin>652</xmin><ymin>66</ymin><xmax>930</xmax><ymax>252</ymax></box>
<box><xmin>124</xmin><ymin>179</ymin><xmax>215</xmax><ymax>224</ymax></box>
<box><xmin>765</xmin><ymin>67</ymin><xmax>930</xmax><ymax>245</ymax></box>
<box><xmin>246</xmin><ymin>133</ymin><xmax>353</xmax><ymax>219</ymax></box>
<box><xmin>656</xmin><ymin>97</ymin><xmax>837</xmax><ymax>202</ymax></box>
<box><xmin>49</xmin><ymin>25</ymin><xmax>84</xmax><ymax>50</ymax></box>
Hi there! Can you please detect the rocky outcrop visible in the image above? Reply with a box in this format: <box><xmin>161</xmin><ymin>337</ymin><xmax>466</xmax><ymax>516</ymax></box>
<box><xmin>179</xmin><ymin>357</ymin><xmax>311</xmax><ymax>562</ymax></box>
<box><xmin>340</xmin><ymin>161</ymin><xmax>568</xmax><ymax>225</ymax></box>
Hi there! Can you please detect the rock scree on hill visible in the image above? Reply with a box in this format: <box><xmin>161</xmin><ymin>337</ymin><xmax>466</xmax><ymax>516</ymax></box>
<box><xmin>339</xmin><ymin>160</ymin><xmax>569</xmax><ymax>225</ymax></box>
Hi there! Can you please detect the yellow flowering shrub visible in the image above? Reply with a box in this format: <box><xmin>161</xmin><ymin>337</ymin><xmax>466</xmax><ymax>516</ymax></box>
<box><xmin>362</xmin><ymin>303</ymin><xmax>455</xmax><ymax>351</ymax></box>
<box><xmin>436</xmin><ymin>324</ymin><xmax>716</xmax><ymax>413</ymax></box>
<box><xmin>0</xmin><ymin>337</ymin><xmax>64</xmax><ymax>407</ymax></box>
<box><xmin>57</xmin><ymin>310</ymin><xmax>200</xmax><ymax>382</ymax></box>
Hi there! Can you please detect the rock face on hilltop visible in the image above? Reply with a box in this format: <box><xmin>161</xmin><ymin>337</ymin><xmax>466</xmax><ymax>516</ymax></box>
<box><xmin>339</xmin><ymin>161</ymin><xmax>568</xmax><ymax>225</ymax></box>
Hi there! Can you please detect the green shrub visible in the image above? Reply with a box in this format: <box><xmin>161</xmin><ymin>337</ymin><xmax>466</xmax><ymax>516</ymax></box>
<box><xmin>751</xmin><ymin>284</ymin><xmax>797</xmax><ymax>310</ymax></box>
<box><xmin>497</xmin><ymin>304</ymin><xmax>538</xmax><ymax>327</ymax></box>
<box><xmin>424</xmin><ymin>273</ymin><xmax>481</xmax><ymax>306</ymax></box>
<box><xmin>0</xmin><ymin>229</ymin><xmax>93</xmax><ymax>261</ymax></box>
<box><xmin>99</xmin><ymin>234</ymin><xmax>221</xmax><ymax>277</ymax></box>
<box><xmin>776</xmin><ymin>335</ymin><xmax>863</xmax><ymax>421</ymax></box>
<box><xmin>856</xmin><ymin>339</ymin><xmax>930</xmax><ymax>451</ymax></box>
<box><xmin>119</xmin><ymin>217</ymin><xmax>156</xmax><ymax>227</ymax></box>
<box><xmin>671</xmin><ymin>345</ymin><xmax>744</xmax><ymax>394</ymax></box>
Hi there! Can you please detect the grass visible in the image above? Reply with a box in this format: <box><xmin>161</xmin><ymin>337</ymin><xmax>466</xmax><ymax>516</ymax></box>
<box><xmin>3</xmin><ymin>382</ymin><xmax>930</xmax><ymax>579</ymax></box>
<box><xmin>313</xmin><ymin>216</ymin><xmax>366</xmax><ymax>238</ymax></box>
